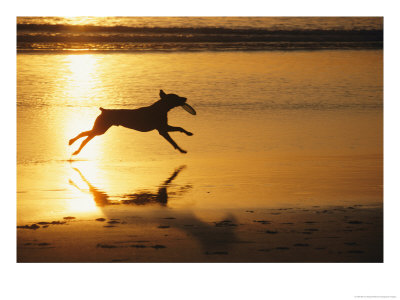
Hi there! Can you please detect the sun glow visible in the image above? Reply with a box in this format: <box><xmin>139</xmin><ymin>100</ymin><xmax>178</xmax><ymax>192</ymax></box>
<box><xmin>66</xmin><ymin>163</ymin><xmax>106</xmax><ymax>214</ymax></box>
<box><xmin>65</xmin><ymin>54</ymin><xmax>99</xmax><ymax>97</ymax></box>
<box><xmin>60</xmin><ymin>17</ymin><xmax>101</xmax><ymax>26</ymax></box>
<box><xmin>62</xmin><ymin>54</ymin><xmax>106</xmax><ymax>159</ymax></box>
<box><xmin>67</xmin><ymin>191</ymin><xmax>100</xmax><ymax>213</ymax></box>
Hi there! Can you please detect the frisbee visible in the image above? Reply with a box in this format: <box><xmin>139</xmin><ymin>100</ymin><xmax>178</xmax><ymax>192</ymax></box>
<box><xmin>181</xmin><ymin>103</ymin><xmax>196</xmax><ymax>115</ymax></box>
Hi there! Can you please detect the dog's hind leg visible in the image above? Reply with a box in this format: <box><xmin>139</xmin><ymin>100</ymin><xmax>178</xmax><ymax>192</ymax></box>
<box><xmin>158</xmin><ymin>130</ymin><xmax>187</xmax><ymax>154</ymax></box>
<box><xmin>167</xmin><ymin>125</ymin><xmax>193</xmax><ymax>136</ymax></box>
<box><xmin>71</xmin><ymin>114</ymin><xmax>112</xmax><ymax>155</ymax></box>
<box><xmin>72</xmin><ymin>134</ymin><xmax>96</xmax><ymax>155</ymax></box>
<box><xmin>69</xmin><ymin>130</ymin><xmax>92</xmax><ymax>145</ymax></box>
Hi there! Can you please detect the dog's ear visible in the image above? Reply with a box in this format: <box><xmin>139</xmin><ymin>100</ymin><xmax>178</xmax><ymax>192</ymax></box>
<box><xmin>160</xmin><ymin>90</ymin><xmax>166</xmax><ymax>99</ymax></box>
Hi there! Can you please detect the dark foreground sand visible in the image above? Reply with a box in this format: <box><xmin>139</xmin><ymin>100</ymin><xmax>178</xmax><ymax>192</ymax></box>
<box><xmin>17</xmin><ymin>205</ymin><xmax>382</xmax><ymax>263</ymax></box>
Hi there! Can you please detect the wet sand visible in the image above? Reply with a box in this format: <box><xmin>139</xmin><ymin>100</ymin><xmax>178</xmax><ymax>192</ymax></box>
<box><xmin>17</xmin><ymin>205</ymin><xmax>382</xmax><ymax>263</ymax></box>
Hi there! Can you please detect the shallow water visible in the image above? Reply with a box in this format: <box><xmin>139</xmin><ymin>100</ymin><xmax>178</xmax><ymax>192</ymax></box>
<box><xmin>17</xmin><ymin>50</ymin><xmax>383</xmax><ymax>224</ymax></box>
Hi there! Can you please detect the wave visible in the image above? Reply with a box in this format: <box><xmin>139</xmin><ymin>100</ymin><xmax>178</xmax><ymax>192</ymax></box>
<box><xmin>18</xmin><ymin>97</ymin><xmax>382</xmax><ymax>112</ymax></box>
<box><xmin>17</xmin><ymin>24</ymin><xmax>383</xmax><ymax>52</ymax></box>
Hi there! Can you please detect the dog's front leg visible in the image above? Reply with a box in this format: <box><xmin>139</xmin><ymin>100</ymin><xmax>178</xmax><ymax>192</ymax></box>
<box><xmin>158</xmin><ymin>130</ymin><xmax>187</xmax><ymax>154</ymax></box>
<box><xmin>167</xmin><ymin>125</ymin><xmax>193</xmax><ymax>136</ymax></box>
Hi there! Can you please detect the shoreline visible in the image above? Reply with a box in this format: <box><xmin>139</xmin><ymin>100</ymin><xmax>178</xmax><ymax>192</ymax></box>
<box><xmin>16</xmin><ymin>45</ymin><xmax>383</xmax><ymax>54</ymax></box>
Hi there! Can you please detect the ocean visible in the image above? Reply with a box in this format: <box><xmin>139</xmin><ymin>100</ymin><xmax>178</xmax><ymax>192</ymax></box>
<box><xmin>17</xmin><ymin>16</ymin><xmax>383</xmax><ymax>52</ymax></box>
<box><xmin>17</xmin><ymin>17</ymin><xmax>382</xmax><ymax>231</ymax></box>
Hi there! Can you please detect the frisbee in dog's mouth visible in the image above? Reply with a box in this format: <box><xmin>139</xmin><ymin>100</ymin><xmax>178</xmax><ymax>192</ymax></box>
<box><xmin>181</xmin><ymin>103</ymin><xmax>196</xmax><ymax>115</ymax></box>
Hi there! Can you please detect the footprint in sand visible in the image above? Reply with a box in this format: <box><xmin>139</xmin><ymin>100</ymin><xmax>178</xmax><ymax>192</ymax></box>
<box><xmin>304</xmin><ymin>228</ymin><xmax>319</xmax><ymax>232</ymax></box>
<box><xmin>17</xmin><ymin>224</ymin><xmax>40</xmax><ymax>230</ymax></box>
<box><xmin>347</xmin><ymin>221</ymin><xmax>363</xmax><ymax>224</ymax></box>
<box><xmin>96</xmin><ymin>243</ymin><xmax>118</xmax><ymax>248</ymax></box>
<box><xmin>344</xmin><ymin>242</ymin><xmax>358</xmax><ymax>246</ymax></box>
<box><xmin>151</xmin><ymin>245</ymin><xmax>166</xmax><ymax>249</ymax></box>
<box><xmin>253</xmin><ymin>220</ymin><xmax>272</xmax><ymax>225</ymax></box>
<box><xmin>107</xmin><ymin>220</ymin><xmax>120</xmax><ymax>224</ymax></box>
<box><xmin>294</xmin><ymin>243</ymin><xmax>310</xmax><ymax>247</ymax></box>
<box><xmin>130</xmin><ymin>244</ymin><xmax>147</xmax><ymax>248</ymax></box>
<box><xmin>205</xmin><ymin>251</ymin><xmax>228</xmax><ymax>255</ymax></box>
<box><xmin>214</xmin><ymin>220</ymin><xmax>237</xmax><ymax>227</ymax></box>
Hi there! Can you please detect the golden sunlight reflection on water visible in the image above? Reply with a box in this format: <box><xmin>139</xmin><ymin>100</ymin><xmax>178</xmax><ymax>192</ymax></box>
<box><xmin>67</xmin><ymin>162</ymin><xmax>107</xmax><ymax>213</ymax></box>
<box><xmin>17</xmin><ymin>51</ymin><xmax>383</xmax><ymax>225</ymax></box>
<box><xmin>62</xmin><ymin>55</ymin><xmax>104</xmax><ymax>159</ymax></box>
<box><xmin>65</xmin><ymin>55</ymin><xmax>99</xmax><ymax>90</ymax></box>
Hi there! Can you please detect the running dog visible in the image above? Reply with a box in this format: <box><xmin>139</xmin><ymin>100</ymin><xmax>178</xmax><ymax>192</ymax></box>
<box><xmin>69</xmin><ymin>90</ymin><xmax>194</xmax><ymax>155</ymax></box>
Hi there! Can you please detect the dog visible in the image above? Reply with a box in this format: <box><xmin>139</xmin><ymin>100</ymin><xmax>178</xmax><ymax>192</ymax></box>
<box><xmin>69</xmin><ymin>90</ymin><xmax>193</xmax><ymax>155</ymax></box>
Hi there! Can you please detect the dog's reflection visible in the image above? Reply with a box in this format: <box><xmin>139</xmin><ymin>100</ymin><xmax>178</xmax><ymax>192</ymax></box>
<box><xmin>69</xmin><ymin>166</ymin><xmax>240</xmax><ymax>253</ymax></box>
<box><xmin>122</xmin><ymin>166</ymin><xmax>185</xmax><ymax>206</ymax></box>
<box><xmin>69</xmin><ymin>166</ymin><xmax>186</xmax><ymax>207</ymax></box>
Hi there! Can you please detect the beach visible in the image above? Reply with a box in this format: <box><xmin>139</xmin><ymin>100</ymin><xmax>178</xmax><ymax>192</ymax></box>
<box><xmin>17</xmin><ymin>18</ymin><xmax>383</xmax><ymax>263</ymax></box>
<box><xmin>17</xmin><ymin>204</ymin><xmax>382</xmax><ymax>263</ymax></box>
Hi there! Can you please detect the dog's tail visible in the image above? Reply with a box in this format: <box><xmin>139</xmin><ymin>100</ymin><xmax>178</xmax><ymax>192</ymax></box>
<box><xmin>99</xmin><ymin>107</ymin><xmax>105</xmax><ymax>112</ymax></box>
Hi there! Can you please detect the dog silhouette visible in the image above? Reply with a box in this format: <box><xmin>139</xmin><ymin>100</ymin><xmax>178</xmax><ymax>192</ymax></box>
<box><xmin>69</xmin><ymin>90</ymin><xmax>193</xmax><ymax>155</ymax></box>
<box><xmin>69</xmin><ymin>165</ymin><xmax>188</xmax><ymax>207</ymax></box>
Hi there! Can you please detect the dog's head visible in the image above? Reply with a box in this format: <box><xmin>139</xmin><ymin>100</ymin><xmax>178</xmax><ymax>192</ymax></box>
<box><xmin>160</xmin><ymin>90</ymin><xmax>187</xmax><ymax>108</ymax></box>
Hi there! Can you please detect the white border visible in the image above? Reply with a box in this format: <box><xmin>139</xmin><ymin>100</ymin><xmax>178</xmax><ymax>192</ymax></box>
<box><xmin>4</xmin><ymin>1</ymin><xmax>399</xmax><ymax>299</ymax></box>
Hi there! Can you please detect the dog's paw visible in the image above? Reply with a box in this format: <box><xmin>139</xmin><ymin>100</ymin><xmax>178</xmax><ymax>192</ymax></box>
<box><xmin>69</xmin><ymin>139</ymin><xmax>74</xmax><ymax>145</ymax></box>
<box><xmin>186</xmin><ymin>132</ymin><xmax>193</xmax><ymax>136</ymax></box>
<box><xmin>72</xmin><ymin>150</ymin><xmax>79</xmax><ymax>156</ymax></box>
<box><xmin>179</xmin><ymin>149</ymin><xmax>187</xmax><ymax>154</ymax></box>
